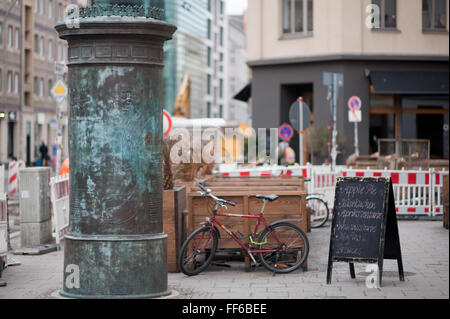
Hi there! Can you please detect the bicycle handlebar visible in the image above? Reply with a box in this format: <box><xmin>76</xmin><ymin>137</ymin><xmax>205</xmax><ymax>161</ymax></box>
<box><xmin>198</xmin><ymin>183</ymin><xmax>208</xmax><ymax>192</ymax></box>
<box><xmin>198</xmin><ymin>184</ymin><xmax>236</xmax><ymax>207</ymax></box>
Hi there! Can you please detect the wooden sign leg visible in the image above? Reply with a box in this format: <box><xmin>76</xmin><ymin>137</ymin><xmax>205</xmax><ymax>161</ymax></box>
<box><xmin>378</xmin><ymin>260</ymin><xmax>383</xmax><ymax>288</ymax></box>
<box><xmin>397</xmin><ymin>255</ymin><xmax>405</xmax><ymax>282</ymax></box>
<box><xmin>326</xmin><ymin>261</ymin><xmax>333</xmax><ymax>285</ymax></box>
<box><xmin>349</xmin><ymin>263</ymin><xmax>356</xmax><ymax>279</ymax></box>
<box><xmin>384</xmin><ymin>179</ymin><xmax>405</xmax><ymax>283</ymax></box>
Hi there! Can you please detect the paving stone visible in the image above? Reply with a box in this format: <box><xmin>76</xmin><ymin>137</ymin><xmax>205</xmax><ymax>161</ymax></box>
<box><xmin>0</xmin><ymin>221</ymin><xmax>448</xmax><ymax>299</ymax></box>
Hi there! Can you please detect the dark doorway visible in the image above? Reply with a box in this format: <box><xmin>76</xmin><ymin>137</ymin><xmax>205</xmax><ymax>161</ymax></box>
<box><xmin>369</xmin><ymin>113</ymin><xmax>395</xmax><ymax>154</ymax></box>
<box><xmin>26</xmin><ymin>122</ymin><xmax>31</xmax><ymax>166</ymax></box>
<box><xmin>8</xmin><ymin>122</ymin><xmax>15</xmax><ymax>159</ymax></box>
<box><xmin>416</xmin><ymin>106</ymin><xmax>444</xmax><ymax>159</ymax></box>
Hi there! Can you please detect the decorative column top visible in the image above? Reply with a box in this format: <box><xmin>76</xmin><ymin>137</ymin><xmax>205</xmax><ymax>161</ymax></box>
<box><xmin>78</xmin><ymin>0</ymin><xmax>165</xmax><ymax>20</ymax></box>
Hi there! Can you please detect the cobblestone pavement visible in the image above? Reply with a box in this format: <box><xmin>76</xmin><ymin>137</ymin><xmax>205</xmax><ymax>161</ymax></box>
<box><xmin>0</xmin><ymin>221</ymin><xmax>448</xmax><ymax>299</ymax></box>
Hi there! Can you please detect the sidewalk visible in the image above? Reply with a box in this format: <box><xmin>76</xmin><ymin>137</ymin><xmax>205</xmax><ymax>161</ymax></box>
<box><xmin>0</xmin><ymin>220</ymin><xmax>448</xmax><ymax>299</ymax></box>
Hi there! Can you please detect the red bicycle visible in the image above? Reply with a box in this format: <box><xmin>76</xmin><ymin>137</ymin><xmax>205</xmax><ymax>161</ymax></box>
<box><xmin>178</xmin><ymin>184</ymin><xmax>310</xmax><ymax>276</ymax></box>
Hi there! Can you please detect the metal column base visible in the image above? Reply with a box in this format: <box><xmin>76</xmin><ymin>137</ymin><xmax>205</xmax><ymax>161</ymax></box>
<box><xmin>60</xmin><ymin>233</ymin><xmax>169</xmax><ymax>299</ymax></box>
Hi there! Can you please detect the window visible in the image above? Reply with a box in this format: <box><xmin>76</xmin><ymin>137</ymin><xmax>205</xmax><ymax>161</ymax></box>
<box><xmin>34</xmin><ymin>34</ymin><xmax>39</xmax><ymax>53</ymax></box>
<box><xmin>40</xmin><ymin>0</ymin><xmax>45</xmax><ymax>15</ymax></box>
<box><xmin>207</xmin><ymin>47</ymin><xmax>211</xmax><ymax>67</ymax></box>
<box><xmin>0</xmin><ymin>69</ymin><xmax>2</xmax><ymax>92</ymax></box>
<box><xmin>40</xmin><ymin>37</ymin><xmax>44</xmax><ymax>57</ymax></box>
<box><xmin>207</xmin><ymin>19</ymin><xmax>212</xmax><ymax>39</ymax></box>
<box><xmin>34</xmin><ymin>0</ymin><xmax>39</xmax><ymax>13</ymax></box>
<box><xmin>207</xmin><ymin>0</ymin><xmax>212</xmax><ymax>12</ymax></box>
<box><xmin>34</xmin><ymin>76</ymin><xmax>39</xmax><ymax>96</ymax></box>
<box><xmin>14</xmin><ymin>28</ymin><xmax>19</xmax><ymax>49</ymax></box>
<box><xmin>57</xmin><ymin>42</ymin><xmax>62</xmax><ymax>61</ymax></box>
<box><xmin>423</xmin><ymin>0</ymin><xmax>447</xmax><ymax>31</ymax></box>
<box><xmin>219</xmin><ymin>78</ymin><xmax>223</xmax><ymax>98</ymax></box>
<box><xmin>14</xmin><ymin>73</ymin><xmax>19</xmax><ymax>94</ymax></box>
<box><xmin>207</xmin><ymin>74</ymin><xmax>211</xmax><ymax>95</ymax></box>
<box><xmin>372</xmin><ymin>0</ymin><xmax>397</xmax><ymax>29</ymax></box>
<box><xmin>48</xmin><ymin>79</ymin><xmax>53</xmax><ymax>97</ymax></box>
<box><xmin>48</xmin><ymin>0</ymin><xmax>53</xmax><ymax>19</ymax></box>
<box><xmin>282</xmin><ymin>0</ymin><xmax>313</xmax><ymax>36</ymax></box>
<box><xmin>0</xmin><ymin>24</ymin><xmax>2</xmax><ymax>44</ymax></box>
<box><xmin>58</xmin><ymin>3</ymin><xmax>63</xmax><ymax>22</ymax></box>
<box><xmin>219</xmin><ymin>104</ymin><xmax>223</xmax><ymax>118</ymax></box>
<box><xmin>7</xmin><ymin>71</ymin><xmax>13</xmax><ymax>93</ymax></box>
<box><xmin>40</xmin><ymin>78</ymin><xmax>44</xmax><ymax>97</ymax></box>
<box><xmin>206</xmin><ymin>102</ymin><xmax>211</xmax><ymax>118</ymax></box>
<box><xmin>219</xmin><ymin>26</ymin><xmax>223</xmax><ymax>46</ymax></box>
<box><xmin>24</xmin><ymin>92</ymin><xmax>31</xmax><ymax>106</ymax></box>
<box><xmin>7</xmin><ymin>25</ymin><xmax>13</xmax><ymax>48</ymax></box>
<box><xmin>48</xmin><ymin>40</ymin><xmax>53</xmax><ymax>60</ymax></box>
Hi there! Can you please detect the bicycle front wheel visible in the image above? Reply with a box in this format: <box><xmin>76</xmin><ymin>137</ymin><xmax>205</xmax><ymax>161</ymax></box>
<box><xmin>257</xmin><ymin>223</ymin><xmax>309</xmax><ymax>274</ymax></box>
<box><xmin>307</xmin><ymin>196</ymin><xmax>330</xmax><ymax>228</ymax></box>
<box><xmin>178</xmin><ymin>226</ymin><xmax>218</xmax><ymax>276</ymax></box>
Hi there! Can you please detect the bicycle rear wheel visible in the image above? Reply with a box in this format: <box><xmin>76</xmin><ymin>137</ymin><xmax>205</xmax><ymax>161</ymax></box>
<box><xmin>257</xmin><ymin>222</ymin><xmax>309</xmax><ymax>274</ymax></box>
<box><xmin>178</xmin><ymin>226</ymin><xmax>218</xmax><ymax>276</ymax></box>
<box><xmin>307</xmin><ymin>196</ymin><xmax>330</xmax><ymax>228</ymax></box>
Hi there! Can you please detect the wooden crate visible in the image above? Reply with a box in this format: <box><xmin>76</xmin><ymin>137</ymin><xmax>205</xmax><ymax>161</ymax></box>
<box><xmin>186</xmin><ymin>177</ymin><xmax>308</xmax><ymax>270</ymax></box>
<box><xmin>163</xmin><ymin>186</ymin><xmax>186</xmax><ymax>273</ymax></box>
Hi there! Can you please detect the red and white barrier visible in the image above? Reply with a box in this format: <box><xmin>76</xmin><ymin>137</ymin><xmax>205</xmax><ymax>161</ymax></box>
<box><xmin>8</xmin><ymin>161</ymin><xmax>25</xmax><ymax>195</ymax></box>
<box><xmin>218</xmin><ymin>165</ymin><xmax>311</xmax><ymax>179</ymax></box>
<box><xmin>311</xmin><ymin>168</ymin><xmax>337</xmax><ymax>209</ymax></box>
<box><xmin>49</xmin><ymin>174</ymin><xmax>70</xmax><ymax>245</ymax></box>
<box><xmin>0</xmin><ymin>193</ymin><xmax>8</xmax><ymax>267</ymax></box>
<box><xmin>342</xmin><ymin>168</ymin><xmax>448</xmax><ymax>217</ymax></box>
<box><xmin>216</xmin><ymin>164</ymin><xmax>448</xmax><ymax>218</ymax></box>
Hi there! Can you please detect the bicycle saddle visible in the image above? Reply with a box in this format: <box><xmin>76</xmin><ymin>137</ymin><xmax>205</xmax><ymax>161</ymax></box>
<box><xmin>256</xmin><ymin>194</ymin><xmax>279</xmax><ymax>202</ymax></box>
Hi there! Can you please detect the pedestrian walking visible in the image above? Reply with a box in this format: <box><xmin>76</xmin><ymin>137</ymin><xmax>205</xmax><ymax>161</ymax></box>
<box><xmin>39</xmin><ymin>142</ymin><xmax>49</xmax><ymax>167</ymax></box>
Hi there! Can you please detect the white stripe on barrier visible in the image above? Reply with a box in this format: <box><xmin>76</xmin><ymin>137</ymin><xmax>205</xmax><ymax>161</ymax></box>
<box><xmin>0</xmin><ymin>164</ymin><xmax>5</xmax><ymax>194</ymax></box>
<box><xmin>50</xmin><ymin>174</ymin><xmax>70</xmax><ymax>245</ymax></box>
<box><xmin>0</xmin><ymin>193</ymin><xmax>8</xmax><ymax>262</ymax></box>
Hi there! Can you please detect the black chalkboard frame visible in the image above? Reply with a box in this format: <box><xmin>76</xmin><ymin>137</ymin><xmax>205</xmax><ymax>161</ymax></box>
<box><xmin>326</xmin><ymin>177</ymin><xmax>404</xmax><ymax>287</ymax></box>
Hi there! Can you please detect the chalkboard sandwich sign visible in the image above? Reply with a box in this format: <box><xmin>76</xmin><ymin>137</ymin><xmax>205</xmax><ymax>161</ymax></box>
<box><xmin>326</xmin><ymin>177</ymin><xmax>404</xmax><ymax>287</ymax></box>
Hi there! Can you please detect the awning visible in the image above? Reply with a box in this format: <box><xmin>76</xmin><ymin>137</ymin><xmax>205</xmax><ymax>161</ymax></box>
<box><xmin>366</xmin><ymin>71</ymin><xmax>449</xmax><ymax>95</ymax></box>
<box><xmin>233</xmin><ymin>82</ymin><xmax>251</xmax><ymax>102</ymax></box>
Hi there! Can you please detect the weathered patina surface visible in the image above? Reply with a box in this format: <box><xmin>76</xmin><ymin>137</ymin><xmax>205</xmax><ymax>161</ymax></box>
<box><xmin>56</xmin><ymin>1</ymin><xmax>176</xmax><ymax>298</ymax></box>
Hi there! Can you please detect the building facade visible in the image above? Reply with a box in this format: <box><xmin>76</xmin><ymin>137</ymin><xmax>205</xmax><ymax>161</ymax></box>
<box><xmin>228</xmin><ymin>14</ymin><xmax>250</xmax><ymax>124</ymax></box>
<box><xmin>247</xmin><ymin>0</ymin><xmax>449</xmax><ymax>164</ymax></box>
<box><xmin>205</xmin><ymin>0</ymin><xmax>228</xmax><ymax>119</ymax></box>
<box><xmin>163</xmin><ymin>0</ymin><xmax>228</xmax><ymax>120</ymax></box>
<box><xmin>163</xmin><ymin>0</ymin><xmax>207</xmax><ymax>118</ymax></box>
<box><xmin>0</xmin><ymin>0</ymin><xmax>71</xmax><ymax>165</ymax></box>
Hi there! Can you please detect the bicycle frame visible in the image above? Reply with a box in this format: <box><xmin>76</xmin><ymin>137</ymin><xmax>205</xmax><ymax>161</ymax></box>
<box><xmin>202</xmin><ymin>199</ymin><xmax>283</xmax><ymax>255</ymax></box>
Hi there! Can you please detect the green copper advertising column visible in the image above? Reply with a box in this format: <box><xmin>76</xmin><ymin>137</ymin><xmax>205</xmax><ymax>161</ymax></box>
<box><xmin>55</xmin><ymin>1</ymin><xmax>177</xmax><ymax>298</ymax></box>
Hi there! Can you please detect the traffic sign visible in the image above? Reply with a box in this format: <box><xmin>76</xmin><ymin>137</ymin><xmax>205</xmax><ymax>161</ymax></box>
<box><xmin>348</xmin><ymin>96</ymin><xmax>362</xmax><ymax>111</ymax></box>
<box><xmin>54</xmin><ymin>62</ymin><xmax>67</xmax><ymax>76</ymax></box>
<box><xmin>163</xmin><ymin>110</ymin><xmax>172</xmax><ymax>137</ymax></box>
<box><xmin>289</xmin><ymin>98</ymin><xmax>311</xmax><ymax>132</ymax></box>
<box><xmin>279</xmin><ymin>123</ymin><xmax>294</xmax><ymax>142</ymax></box>
<box><xmin>51</xmin><ymin>79</ymin><xmax>68</xmax><ymax>104</ymax></box>
<box><xmin>348</xmin><ymin>110</ymin><xmax>362</xmax><ymax>122</ymax></box>
<box><xmin>348</xmin><ymin>96</ymin><xmax>362</xmax><ymax>123</ymax></box>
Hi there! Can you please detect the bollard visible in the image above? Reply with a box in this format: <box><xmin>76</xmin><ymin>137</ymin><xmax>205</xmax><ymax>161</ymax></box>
<box><xmin>55</xmin><ymin>0</ymin><xmax>176</xmax><ymax>298</ymax></box>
